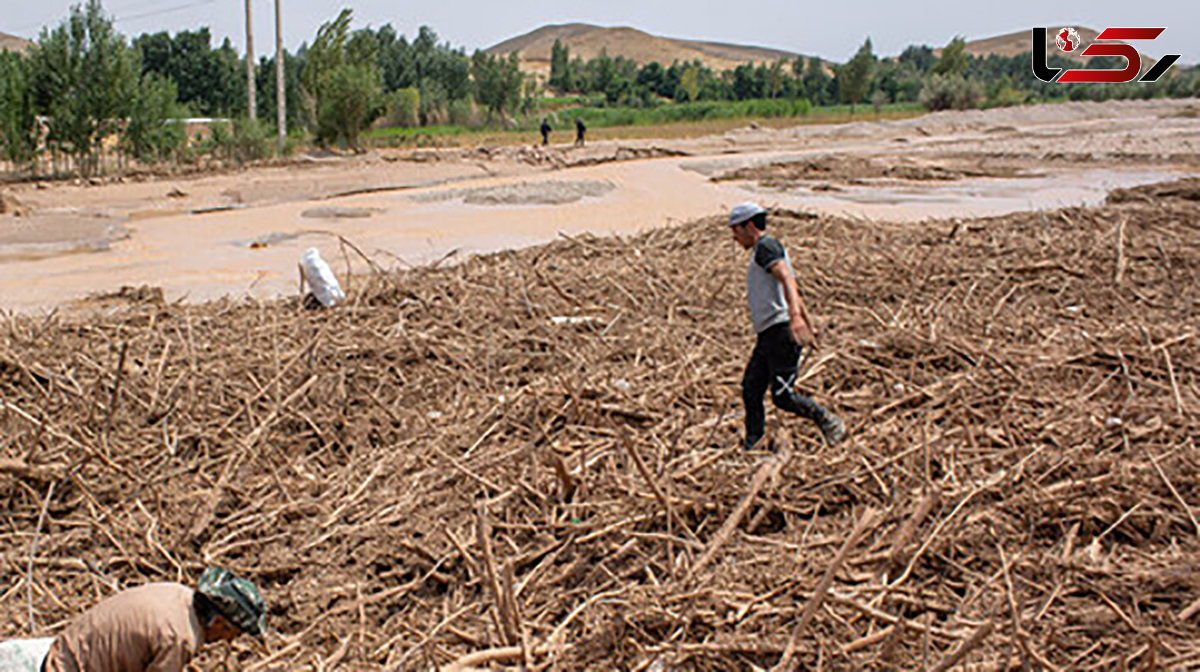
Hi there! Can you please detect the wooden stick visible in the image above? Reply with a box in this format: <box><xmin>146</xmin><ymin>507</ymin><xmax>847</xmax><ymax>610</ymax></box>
<box><xmin>1159</xmin><ymin>345</ymin><xmax>1185</xmax><ymax>417</ymax></box>
<box><xmin>475</xmin><ymin>508</ymin><xmax>518</xmax><ymax>648</ymax></box>
<box><xmin>1114</xmin><ymin>216</ymin><xmax>1127</xmax><ymax>286</ymax></box>
<box><xmin>102</xmin><ymin>341</ymin><xmax>128</xmax><ymax>441</ymax></box>
<box><xmin>930</xmin><ymin>620</ymin><xmax>994</xmax><ymax>672</ymax></box>
<box><xmin>441</xmin><ymin>645</ymin><xmax>544</xmax><ymax>671</ymax></box>
<box><xmin>1147</xmin><ymin>450</ymin><xmax>1200</xmax><ymax>537</ymax></box>
<box><xmin>1177</xmin><ymin>595</ymin><xmax>1200</xmax><ymax>622</ymax></box>
<box><xmin>842</xmin><ymin>625</ymin><xmax>897</xmax><ymax>654</ymax></box>
<box><xmin>887</xmin><ymin>490</ymin><xmax>939</xmax><ymax>571</ymax></box>
<box><xmin>774</xmin><ymin>507</ymin><xmax>880</xmax><ymax>672</ymax></box>
<box><xmin>26</xmin><ymin>479</ymin><xmax>56</xmax><ymax>634</ymax></box>
<box><xmin>612</xmin><ymin>420</ymin><xmax>696</xmax><ymax>545</ymax></box>
<box><xmin>691</xmin><ymin>454</ymin><xmax>784</xmax><ymax>577</ymax></box>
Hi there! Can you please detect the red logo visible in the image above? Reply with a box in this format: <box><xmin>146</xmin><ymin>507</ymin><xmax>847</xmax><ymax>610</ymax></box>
<box><xmin>1032</xmin><ymin>27</ymin><xmax>1180</xmax><ymax>83</ymax></box>
<box><xmin>1056</xmin><ymin>28</ymin><xmax>1081</xmax><ymax>52</ymax></box>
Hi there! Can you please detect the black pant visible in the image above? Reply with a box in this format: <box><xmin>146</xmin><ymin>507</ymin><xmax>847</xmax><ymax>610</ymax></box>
<box><xmin>742</xmin><ymin>322</ymin><xmax>827</xmax><ymax>448</ymax></box>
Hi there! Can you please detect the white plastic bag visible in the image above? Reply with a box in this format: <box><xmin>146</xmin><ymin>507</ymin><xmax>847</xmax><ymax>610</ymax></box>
<box><xmin>0</xmin><ymin>637</ymin><xmax>54</xmax><ymax>672</ymax></box>
<box><xmin>300</xmin><ymin>248</ymin><xmax>346</xmax><ymax>307</ymax></box>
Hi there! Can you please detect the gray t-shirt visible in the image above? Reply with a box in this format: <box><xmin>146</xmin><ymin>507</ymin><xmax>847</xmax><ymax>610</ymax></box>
<box><xmin>747</xmin><ymin>235</ymin><xmax>792</xmax><ymax>333</ymax></box>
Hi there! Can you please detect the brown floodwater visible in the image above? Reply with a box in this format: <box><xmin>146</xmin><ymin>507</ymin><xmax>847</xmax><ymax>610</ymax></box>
<box><xmin>0</xmin><ymin>146</ymin><xmax>1191</xmax><ymax>314</ymax></box>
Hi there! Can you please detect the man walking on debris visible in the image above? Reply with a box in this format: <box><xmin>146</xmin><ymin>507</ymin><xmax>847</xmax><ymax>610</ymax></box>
<box><xmin>728</xmin><ymin>202</ymin><xmax>845</xmax><ymax>449</ymax></box>
<box><xmin>540</xmin><ymin>118</ymin><xmax>552</xmax><ymax>146</ymax></box>
<box><xmin>40</xmin><ymin>567</ymin><xmax>266</xmax><ymax>672</ymax></box>
<box><xmin>574</xmin><ymin>117</ymin><xmax>586</xmax><ymax>146</ymax></box>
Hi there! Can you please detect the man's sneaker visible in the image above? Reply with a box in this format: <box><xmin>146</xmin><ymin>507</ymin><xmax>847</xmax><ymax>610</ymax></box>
<box><xmin>819</xmin><ymin>414</ymin><xmax>846</xmax><ymax>446</ymax></box>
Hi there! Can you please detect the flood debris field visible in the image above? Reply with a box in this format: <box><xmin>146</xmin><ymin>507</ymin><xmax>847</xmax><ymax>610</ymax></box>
<box><xmin>1</xmin><ymin>178</ymin><xmax>1197</xmax><ymax>671</ymax></box>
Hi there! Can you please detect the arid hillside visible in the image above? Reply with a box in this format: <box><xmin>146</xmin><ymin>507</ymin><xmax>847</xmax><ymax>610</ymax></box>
<box><xmin>487</xmin><ymin>23</ymin><xmax>803</xmax><ymax>76</ymax></box>
<box><xmin>0</xmin><ymin>30</ymin><xmax>31</xmax><ymax>54</ymax></box>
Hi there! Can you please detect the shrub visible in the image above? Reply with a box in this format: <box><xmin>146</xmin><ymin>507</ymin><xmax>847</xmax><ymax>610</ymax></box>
<box><xmin>383</xmin><ymin>87</ymin><xmax>420</xmax><ymax>128</ymax></box>
<box><xmin>315</xmin><ymin>64</ymin><xmax>384</xmax><ymax>149</ymax></box>
<box><xmin>919</xmin><ymin>74</ymin><xmax>982</xmax><ymax>111</ymax></box>
<box><xmin>211</xmin><ymin>117</ymin><xmax>274</xmax><ymax>165</ymax></box>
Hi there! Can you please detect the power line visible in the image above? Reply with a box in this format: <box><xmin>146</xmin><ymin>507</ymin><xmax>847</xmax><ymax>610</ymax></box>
<box><xmin>9</xmin><ymin>0</ymin><xmax>216</xmax><ymax>34</ymax></box>
<box><xmin>114</xmin><ymin>0</ymin><xmax>216</xmax><ymax>24</ymax></box>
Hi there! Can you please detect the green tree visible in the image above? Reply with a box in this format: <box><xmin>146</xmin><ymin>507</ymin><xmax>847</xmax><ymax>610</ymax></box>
<box><xmin>316</xmin><ymin>64</ymin><xmax>383</xmax><ymax>148</ymax></box>
<box><xmin>0</xmin><ymin>52</ymin><xmax>39</xmax><ymax>172</ymax></box>
<box><xmin>803</xmin><ymin>57</ymin><xmax>832</xmax><ymax>105</ymax></box>
<box><xmin>636</xmin><ymin>61</ymin><xmax>666</xmax><ymax>97</ymax></box>
<box><xmin>549</xmin><ymin>39</ymin><xmax>569</xmax><ymax>91</ymax></box>
<box><xmin>301</xmin><ymin>8</ymin><xmax>353</xmax><ymax>128</ymax></box>
<box><xmin>133</xmin><ymin>28</ymin><xmax>243</xmax><ymax>116</ymax></box>
<box><xmin>933</xmin><ymin>36</ymin><xmax>969</xmax><ymax>76</ymax></box>
<box><xmin>838</xmin><ymin>37</ymin><xmax>876</xmax><ymax>112</ymax></box>
<box><xmin>30</xmin><ymin>0</ymin><xmax>139</xmax><ymax>176</ymax></box>
<box><xmin>302</xmin><ymin>9</ymin><xmax>385</xmax><ymax>145</ymax></box>
<box><xmin>470</xmin><ymin>50</ymin><xmax>523</xmax><ymax>124</ymax></box>
<box><xmin>678</xmin><ymin>65</ymin><xmax>700</xmax><ymax>102</ymax></box>
<box><xmin>124</xmin><ymin>72</ymin><xmax>187</xmax><ymax>163</ymax></box>
<box><xmin>765</xmin><ymin>60</ymin><xmax>787</xmax><ymax>99</ymax></box>
<box><xmin>255</xmin><ymin>48</ymin><xmax>305</xmax><ymax>132</ymax></box>
<box><xmin>898</xmin><ymin>45</ymin><xmax>936</xmax><ymax>73</ymax></box>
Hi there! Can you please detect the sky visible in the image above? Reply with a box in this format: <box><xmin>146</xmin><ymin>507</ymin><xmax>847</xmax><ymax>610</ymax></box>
<box><xmin>5</xmin><ymin>0</ymin><xmax>1198</xmax><ymax>65</ymax></box>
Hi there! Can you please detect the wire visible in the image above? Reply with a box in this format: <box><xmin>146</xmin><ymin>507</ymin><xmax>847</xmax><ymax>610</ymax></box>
<box><xmin>8</xmin><ymin>0</ymin><xmax>217</xmax><ymax>35</ymax></box>
<box><xmin>115</xmin><ymin>0</ymin><xmax>217</xmax><ymax>24</ymax></box>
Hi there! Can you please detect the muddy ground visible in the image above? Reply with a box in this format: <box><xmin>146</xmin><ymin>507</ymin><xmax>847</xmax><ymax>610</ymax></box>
<box><xmin>0</xmin><ymin>99</ymin><xmax>1198</xmax><ymax>312</ymax></box>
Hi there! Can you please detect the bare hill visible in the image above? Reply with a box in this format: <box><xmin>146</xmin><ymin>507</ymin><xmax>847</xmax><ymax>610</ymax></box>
<box><xmin>0</xmin><ymin>31</ymin><xmax>32</xmax><ymax>54</ymax></box>
<box><xmin>487</xmin><ymin>23</ymin><xmax>801</xmax><ymax>77</ymax></box>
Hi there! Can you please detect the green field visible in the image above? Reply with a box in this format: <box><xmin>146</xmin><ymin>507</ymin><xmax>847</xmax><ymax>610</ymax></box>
<box><xmin>365</xmin><ymin>101</ymin><xmax>926</xmax><ymax>148</ymax></box>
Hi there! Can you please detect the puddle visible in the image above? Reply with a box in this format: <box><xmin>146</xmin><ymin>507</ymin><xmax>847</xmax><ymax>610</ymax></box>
<box><xmin>0</xmin><ymin>216</ymin><xmax>128</xmax><ymax>261</ymax></box>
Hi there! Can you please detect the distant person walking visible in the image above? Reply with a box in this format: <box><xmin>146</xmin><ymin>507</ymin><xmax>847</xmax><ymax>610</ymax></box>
<box><xmin>540</xmin><ymin>118</ymin><xmax>552</xmax><ymax>146</ymax></box>
<box><xmin>726</xmin><ymin>202</ymin><xmax>845</xmax><ymax>450</ymax></box>
<box><xmin>574</xmin><ymin>117</ymin><xmax>587</xmax><ymax>147</ymax></box>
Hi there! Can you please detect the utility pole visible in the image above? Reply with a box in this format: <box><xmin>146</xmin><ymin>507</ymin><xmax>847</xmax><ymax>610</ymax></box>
<box><xmin>245</xmin><ymin>0</ymin><xmax>257</xmax><ymax>119</ymax></box>
<box><xmin>275</xmin><ymin>0</ymin><xmax>285</xmax><ymax>149</ymax></box>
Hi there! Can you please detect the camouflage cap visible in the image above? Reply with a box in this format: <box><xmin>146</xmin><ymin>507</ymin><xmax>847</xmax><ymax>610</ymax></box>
<box><xmin>197</xmin><ymin>567</ymin><xmax>267</xmax><ymax>638</ymax></box>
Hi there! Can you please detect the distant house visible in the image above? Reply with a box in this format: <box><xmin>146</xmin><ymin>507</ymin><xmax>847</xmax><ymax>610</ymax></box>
<box><xmin>181</xmin><ymin>118</ymin><xmax>228</xmax><ymax>143</ymax></box>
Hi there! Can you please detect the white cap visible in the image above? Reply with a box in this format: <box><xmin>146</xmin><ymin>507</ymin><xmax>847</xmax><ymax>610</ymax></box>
<box><xmin>729</xmin><ymin>202</ymin><xmax>766</xmax><ymax>226</ymax></box>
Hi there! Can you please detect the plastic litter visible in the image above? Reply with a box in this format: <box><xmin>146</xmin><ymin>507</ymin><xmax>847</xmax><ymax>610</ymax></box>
<box><xmin>300</xmin><ymin>248</ymin><xmax>346</xmax><ymax>307</ymax></box>
<box><xmin>0</xmin><ymin>638</ymin><xmax>54</xmax><ymax>672</ymax></box>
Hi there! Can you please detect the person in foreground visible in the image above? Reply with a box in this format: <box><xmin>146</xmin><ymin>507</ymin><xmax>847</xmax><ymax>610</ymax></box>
<box><xmin>728</xmin><ymin>202</ymin><xmax>846</xmax><ymax>449</ymax></box>
<box><xmin>41</xmin><ymin>567</ymin><xmax>266</xmax><ymax>672</ymax></box>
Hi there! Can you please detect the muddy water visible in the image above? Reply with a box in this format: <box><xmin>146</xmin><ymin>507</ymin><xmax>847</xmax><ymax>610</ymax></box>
<box><xmin>0</xmin><ymin>152</ymin><xmax>1189</xmax><ymax>313</ymax></box>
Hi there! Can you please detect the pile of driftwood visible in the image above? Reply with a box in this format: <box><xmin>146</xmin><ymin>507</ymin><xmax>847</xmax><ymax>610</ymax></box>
<box><xmin>0</xmin><ymin>178</ymin><xmax>1196</xmax><ymax>671</ymax></box>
